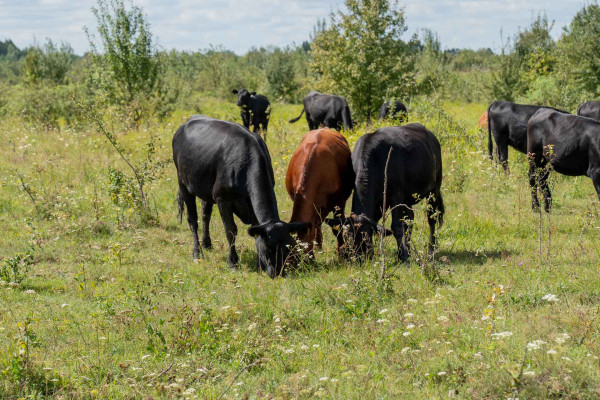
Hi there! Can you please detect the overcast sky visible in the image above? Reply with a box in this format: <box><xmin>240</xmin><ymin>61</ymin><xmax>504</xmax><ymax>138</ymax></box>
<box><xmin>0</xmin><ymin>0</ymin><xmax>589</xmax><ymax>55</ymax></box>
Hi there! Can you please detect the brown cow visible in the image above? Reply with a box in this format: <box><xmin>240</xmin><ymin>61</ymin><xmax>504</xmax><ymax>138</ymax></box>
<box><xmin>478</xmin><ymin>110</ymin><xmax>488</xmax><ymax>129</ymax></box>
<box><xmin>286</xmin><ymin>128</ymin><xmax>354</xmax><ymax>256</ymax></box>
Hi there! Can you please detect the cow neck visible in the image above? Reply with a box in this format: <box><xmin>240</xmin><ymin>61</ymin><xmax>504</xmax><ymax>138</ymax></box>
<box><xmin>247</xmin><ymin>162</ymin><xmax>280</xmax><ymax>225</ymax></box>
<box><xmin>351</xmin><ymin>181</ymin><xmax>383</xmax><ymax>223</ymax></box>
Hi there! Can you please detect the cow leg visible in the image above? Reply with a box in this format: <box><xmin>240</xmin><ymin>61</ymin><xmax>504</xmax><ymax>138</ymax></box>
<box><xmin>315</xmin><ymin>224</ymin><xmax>323</xmax><ymax>249</ymax></box>
<box><xmin>497</xmin><ymin>142</ymin><xmax>509</xmax><ymax>172</ymax></box>
<box><xmin>529</xmin><ymin>161</ymin><xmax>541</xmax><ymax>211</ymax></box>
<box><xmin>391</xmin><ymin>206</ymin><xmax>414</xmax><ymax>263</ymax></box>
<box><xmin>217</xmin><ymin>202</ymin><xmax>239</xmax><ymax>269</ymax></box>
<box><xmin>261</xmin><ymin>121</ymin><xmax>268</xmax><ymax>142</ymax></box>
<box><xmin>201</xmin><ymin>200</ymin><xmax>213</xmax><ymax>249</ymax></box>
<box><xmin>541</xmin><ymin>168</ymin><xmax>552</xmax><ymax>213</ymax></box>
<box><xmin>590</xmin><ymin>168</ymin><xmax>600</xmax><ymax>202</ymax></box>
<box><xmin>179</xmin><ymin>184</ymin><xmax>201</xmax><ymax>260</ymax></box>
<box><xmin>426</xmin><ymin>194</ymin><xmax>443</xmax><ymax>255</ymax></box>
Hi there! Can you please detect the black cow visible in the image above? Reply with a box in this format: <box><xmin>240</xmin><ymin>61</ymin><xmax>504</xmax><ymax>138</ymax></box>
<box><xmin>379</xmin><ymin>100</ymin><xmax>408</xmax><ymax>121</ymax></box>
<box><xmin>326</xmin><ymin>124</ymin><xmax>444</xmax><ymax>261</ymax></box>
<box><xmin>577</xmin><ymin>101</ymin><xmax>600</xmax><ymax>121</ymax></box>
<box><xmin>527</xmin><ymin>109</ymin><xmax>600</xmax><ymax>212</ymax></box>
<box><xmin>173</xmin><ymin>115</ymin><xmax>310</xmax><ymax>278</ymax></box>
<box><xmin>231</xmin><ymin>88</ymin><xmax>271</xmax><ymax>140</ymax></box>
<box><xmin>289</xmin><ymin>91</ymin><xmax>353</xmax><ymax>131</ymax></box>
<box><xmin>487</xmin><ymin>100</ymin><xmax>568</xmax><ymax>171</ymax></box>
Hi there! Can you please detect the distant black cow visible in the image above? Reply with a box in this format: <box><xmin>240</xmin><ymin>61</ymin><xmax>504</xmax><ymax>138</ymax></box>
<box><xmin>487</xmin><ymin>100</ymin><xmax>568</xmax><ymax>171</ymax></box>
<box><xmin>326</xmin><ymin>124</ymin><xmax>444</xmax><ymax>261</ymax></box>
<box><xmin>527</xmin><ymin>109</ymin><xmax>600</xmax><ymax>212</ymax></box>
<box><xmin>231</xmin><ymin>88</ymin><xmax>271</xmax><ymax>140</ymax></box>
<box><xmin>577</xmin><ymin>101</ymin><xmax>600</xmax><ymax>121</ymax></box>
<box><xmin>289</xmin><ymin>91</ymin><xmax>353</xmax><ymax>131</ymax></box>
<box><xmin>173</xmin><ymin>115</ymin><xmax>310</xmax><ymax>278</ymax></box>
<box><xmin>379</xmin><ymin>100</ymin><xmax>408</xmax><ymax>121</ymax></box>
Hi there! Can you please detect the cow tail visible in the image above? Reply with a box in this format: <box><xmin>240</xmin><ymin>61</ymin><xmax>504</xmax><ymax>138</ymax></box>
<box><xmin>177</xmin><ymin>187</ymin><xmax>185</xmax><ymax>224</ymax></box>
<box><xmin>487</xmin><ymin>104</ymin><xmax>493</xmax><ymax>161</ymax></box>
<box><xmin>288</xmin><ymin>108</ymin><xmax>305</xmax><ymax>124</ymax></box>
<box><xmin>431</xmin><ymin>191</ymin><xmax>445</xmax><ymax>228</ymax></box>
<box><xmin>342</xmin><ymin>106</ymin><xmax>353</xmax><ymax>130</ymax></box>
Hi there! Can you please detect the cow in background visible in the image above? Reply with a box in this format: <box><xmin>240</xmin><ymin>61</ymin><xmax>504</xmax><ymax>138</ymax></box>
<box><xmin>379</xmin><ymin>100</ymin><xmax>408</xmax><ymax>121</ymax></box>
<box><xmin>527</xmin><ymin>109</ymin><xmax>600</xmax><ymax>212</ymax></box>
<box><xmin>232</xmin><ymin>88</ymin><xmax>271</xmax><ymax>140</ymax></box>
<box><xmin>487</xmin><ymin>100</ymin><xmax>568</xmax><ymax>171</ymax></box>
<box><xmin>289</xmin><ymin>91</ymin><xmax>353</xmax><ymax>131</ymax></box>
<box><xmin>577</xmin><ymin>101</ymin><xmax>600</xmax><ymax>121</ymax></box>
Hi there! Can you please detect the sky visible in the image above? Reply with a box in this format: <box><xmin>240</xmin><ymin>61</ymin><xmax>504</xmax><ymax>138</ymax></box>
<box><xmin>0</xmin><ymin>0</ymin><xmax>589</xmax><ymax>55</ymax></box>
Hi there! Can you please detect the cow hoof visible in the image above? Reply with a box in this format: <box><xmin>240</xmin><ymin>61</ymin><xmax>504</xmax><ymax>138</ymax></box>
<box><xmin>202</xmin><ymin>238</ymin><xmax>212</xmax><ymax>249</ymax></box>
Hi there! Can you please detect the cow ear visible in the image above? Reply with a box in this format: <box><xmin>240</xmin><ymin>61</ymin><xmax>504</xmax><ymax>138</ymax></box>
<box><xmin>286</xmin><ymin>222</ymin><xmax>311</xmax><ymax>235</ymax></box>
<box><xmin>232</xmin><ymin>89</ymin><xmax>239</xmax><ymax>94</ymax></box>
<box><xmin>248</xmin><ymin>224</ymin><xmax>267</xmax><ymax>238</ymax></box>
<box><xmin>250</xmin><ymin>91</ymin><xmax>257</xmax><ymax>96</ymax></box>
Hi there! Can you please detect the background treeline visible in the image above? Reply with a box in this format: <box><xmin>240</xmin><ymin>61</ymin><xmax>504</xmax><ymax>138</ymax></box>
<box><xmin>2</xmin><ymin>0</ymin><xmax>600</xmax><ymax>128</ymax></box>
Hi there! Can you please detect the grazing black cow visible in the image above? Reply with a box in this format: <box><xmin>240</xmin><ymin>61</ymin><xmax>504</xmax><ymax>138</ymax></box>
<box><xmin>527</xmin><ymin>109</ymin><xmax>600</xmax><ymax>211</ymax></box>
<box><xmin>173</xmin><ymin>115</ymin><xmax>310</xmax><ymax>278</ymax></box>
<box><xmin>577</xmin><ymin>101</ymin><xmax>600</xmax><ymax>122</ymax></box>
<box><xmin>289</xmin><ymin>91</ymin><xmax>353</xmax><ymax>131</ymax></box>
<box><xmin>231</xmin><ymin>88</ymin><xmax>271</xmax><ymax>140</ymax></box>
<box><xmin>325</xmin><ymin>124</ymin><xmax>444</xmax><ymax>261</ymax></box>
<box><xmin>379</xmin><ymin>100</ymin><xmax>408</xmax><ymax>121</ymax></box>
<box><xmin>487</xmin><ymin>100</ymin><xmax>568</xmax><ymax>171</ymax></box>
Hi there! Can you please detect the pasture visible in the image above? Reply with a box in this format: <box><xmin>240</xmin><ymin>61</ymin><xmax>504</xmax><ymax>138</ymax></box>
<box><xmin>1</xmin><ymin>98</ymin><xmax>599</xmax><ymax>399</ymax></box>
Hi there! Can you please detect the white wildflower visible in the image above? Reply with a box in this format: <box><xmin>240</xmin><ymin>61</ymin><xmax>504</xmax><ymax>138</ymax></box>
<box><xmin>406</xmin><ymin>324</ymin><xmax>415</xmax><ymax>329</ymax></box>
<box><xmin>313</xmin><ymin>344</ymin><xmax>320</xmax><ymax>348</ymax></box>
<box><xmin>376</xmin><ymin>319</ymin><xmax>389</xmax><ymax>324</ymax></box>
<box><xmin>437</xmin><ymin>371</ymin><xmax>447</xmax><ymax>376</ymax></box>
<box><xmin>542</xmin><ymin>294</ymin><xmax>559</xmax><ymax>303</ymax></box>
<box><xmin>437</xmin><ymin>316</ymin><xmax>449</xmax><ymax>322</ymax></box>
<box><xmin>523</xmin><ymin>370</ymin><xmax>535</xmax><ymax>376</ymax></box>
<box><xmin>285</xmin><ymin>349</ymin><xmax>295</xmax><ymax>354</ymax></box>
<box><xmin>547</xmin><ymin>349</ymin><xmax>557</xmax><ymax>355</ymax></box>
<box><xmin>401</xmin><ymin>347</ymin><xmax>411</xmax><ymax>354</ymax></box>
<box><xmin>403</xmin><ymin>331</ymin><xmax>411</xmax><ymax>337</ymax></box>
<box><xmin>25</xmin><ymin>289</ymin><xmax>35</xmax><ymax>294</ymax></box>
<box><xmin>526</xmin><ymin>340</ymin><xmax>546</xmax><ymax>351</ymax></box>
<box><xmin>379</xmin><ymin>309</ymin><xmax>389</xmax><ymax>315</ymax></box>
<box><xmin>319</xmin><ymin>376</ymin><xmax>329</xmax><ymax>381</ymax></box>
<box><xmin>491</xmin><ymin>331</ymin><xmax>513</xmax><ymax>339</ymax></box>
<box><xmin>407</xmin><ymin>299</ymin><xmax>418</xmax><ymax>304</ymax></box>
<box><xmin>561</xmin><ymin>356</ymin><xmax>572</xmax><ymax>362</ymax></box>
<box><xmin>61</xmin><ymin>303</ymin><xmax>69</xmax><ymax>308</ymax></box>
<box><xmin>404</xmin><ymin>313</ymin><xmax>414</xmax><ymax>319</ymax></box>
<box><xmin>555</xmin><ymin>333</ymin><xmax>570</xmax><ymax>344</ymax></box>
<box><xmin>300</xmin><ymin>345</ymin><xmax>309</xmax><ymax>350</ymax></box>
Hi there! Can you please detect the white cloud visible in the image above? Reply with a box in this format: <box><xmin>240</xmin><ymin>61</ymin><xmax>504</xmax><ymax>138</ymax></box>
<box><xmin>0</xmin><ymin>0</ymin><xmax>588</xmax><ymax>54</ymax></box>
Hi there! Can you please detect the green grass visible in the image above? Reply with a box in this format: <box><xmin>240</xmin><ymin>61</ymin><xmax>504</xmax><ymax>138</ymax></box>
<box><xmin>1</xmin><ymin>97</ymin><xmax>599</xmax><ymax>399</ymax></box>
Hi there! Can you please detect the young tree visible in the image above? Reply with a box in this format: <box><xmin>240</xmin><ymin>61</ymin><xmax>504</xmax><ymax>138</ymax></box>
<box><xmin>311</xmin><ymin>0</ymin><xmax>417</xmax><ymax>121</ymax></box>
<box><xmin>23</xmin><ymin>39</ymin><xmax>75</xmax><ymax>85</ymax></box>
<box><xmin>557</xmin><ymin>4</ymin><xmax>600</xmax><ymax>100</ymax></box>
<box><xmin>85</xmin><ymin>0</ymin><xmax>165</xmax><ymax>121</ymax></box>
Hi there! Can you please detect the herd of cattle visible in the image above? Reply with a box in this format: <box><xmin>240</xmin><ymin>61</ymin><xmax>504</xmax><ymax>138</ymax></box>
<box><xmin>173</xmin><ymin>89</ymin><xmax>600</xmax><ymax>278</ymax></box>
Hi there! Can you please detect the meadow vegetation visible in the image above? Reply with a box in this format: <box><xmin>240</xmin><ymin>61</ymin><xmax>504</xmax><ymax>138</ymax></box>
<box><xmin>1</xmin><ymin>98</ymin><xmax>599</xmax><ymax>398</ymax></box>
<box><xmin>1</xmin><ymin>0</ymin><xmax>600</xmax><ymax>398</ymax></box>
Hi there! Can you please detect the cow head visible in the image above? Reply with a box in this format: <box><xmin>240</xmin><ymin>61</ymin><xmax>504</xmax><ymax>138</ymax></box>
<box><xmin>232</xmin><ymin>88</ymin><xmax>255</xmax><ymax>108</ymax></box>
<box><xmin>248</xmin><ymin>221</ymin><xmax>311</xmax><ymax>278</ymax></box>
<box><xmin>325</xmin><ymin>214</ymin><xmax>392</xmax><ymax>259</ymax></box>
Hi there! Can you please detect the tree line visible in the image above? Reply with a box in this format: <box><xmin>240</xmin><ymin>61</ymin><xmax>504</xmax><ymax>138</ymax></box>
<box><xmin>1</xmin><ymin>0</ymin><xmax>600</xmax><ymax>128</ymax></box>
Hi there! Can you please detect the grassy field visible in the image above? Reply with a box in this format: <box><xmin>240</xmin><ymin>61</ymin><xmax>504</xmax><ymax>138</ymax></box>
<box><xmin>1</xmin><ymin>97</ymin><xmax>599</xmax><ymax>399</ymax></box>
